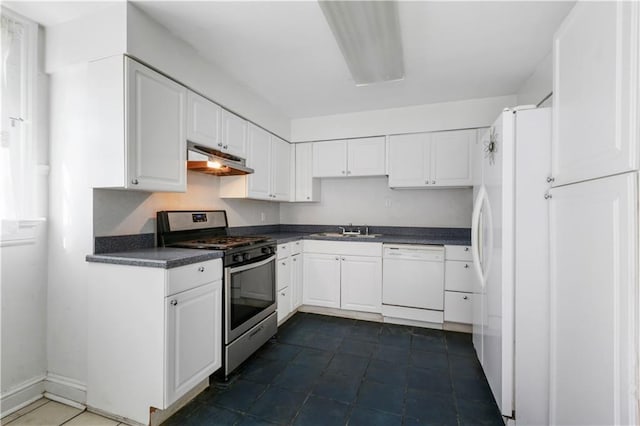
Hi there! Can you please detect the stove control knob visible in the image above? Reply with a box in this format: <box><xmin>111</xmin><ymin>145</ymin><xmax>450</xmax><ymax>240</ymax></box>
<box><xmin>243</xmin><ymin>253</ymin><xmax>252</xmax><ymax>261</ymax></box>
<box><xmin>233</xmin><ymin>254</ymin><xmax>243</xmax><ymax>262</ymax></box>
<box><xmin>262</xmin><ymin>247</ymin><xmax>272</xmax><ymax>255</ymax></box>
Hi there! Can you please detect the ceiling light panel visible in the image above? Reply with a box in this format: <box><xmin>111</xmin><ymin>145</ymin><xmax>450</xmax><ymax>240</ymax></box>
<box><xmin>319</xmin><ymin>0</ymin><xmax>405</xmax><ymax>86</ymax></box>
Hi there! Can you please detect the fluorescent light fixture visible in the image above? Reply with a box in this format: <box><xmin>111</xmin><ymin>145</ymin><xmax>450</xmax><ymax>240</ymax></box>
<box><xmin>319</xmin><ymin>0</ymin><xmax>404</xmax><ymax>86</ymax></box>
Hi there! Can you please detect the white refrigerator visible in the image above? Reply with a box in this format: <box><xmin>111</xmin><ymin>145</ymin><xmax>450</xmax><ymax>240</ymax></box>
<box><xmin>472</xmin><ymin>106</ymin><xmax>551</xmax><ymax>425</ymax></box>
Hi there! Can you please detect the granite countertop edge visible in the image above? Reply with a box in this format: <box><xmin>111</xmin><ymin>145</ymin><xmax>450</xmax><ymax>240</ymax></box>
<box><xmin>267</xmin><ymin>233</ymin><xmax>471</xmax><ymax>246</ymax></box>
<box><xmin>86</xmin><ymin>248</ymin><xmax>224</xmax><ymax>269</ymax></box>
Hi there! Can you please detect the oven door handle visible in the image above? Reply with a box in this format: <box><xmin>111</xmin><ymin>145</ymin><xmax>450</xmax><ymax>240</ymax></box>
<box><xmin>227</xmin><ymin>255</ymin><xmax>276</xmax><ymax>274</ymax></box>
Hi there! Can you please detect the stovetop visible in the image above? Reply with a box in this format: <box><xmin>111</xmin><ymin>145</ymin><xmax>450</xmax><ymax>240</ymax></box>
<box><xmin>168</xmin><ymin>235</ymin><xmax>270</xmax><ymax>250</ymax></box>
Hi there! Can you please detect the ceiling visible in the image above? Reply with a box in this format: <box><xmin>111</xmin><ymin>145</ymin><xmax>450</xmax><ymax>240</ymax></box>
<box><xmin>6</xmin><ymin>1</ymin><xmax>575</xmax><ymax>119</ymax></box>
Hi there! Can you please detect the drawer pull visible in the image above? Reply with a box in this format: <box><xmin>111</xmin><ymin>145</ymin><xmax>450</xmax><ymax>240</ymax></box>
<box><xmin>464</xmin><ymin>247</ymin><xmax>469</xmax><ymax>252</ymax></box>
<box><xmin>248</xmin><ymin>326</ymin><xmax>263</xmax><ymax>339</ymax></box>
<box><xmin>281</xmin><ymin>292</ymin><xmax>286</xmax><ymax>296</ymax></box>
<box><xmin>464</xmin><ymin>264</ymin><xmax>469</xmax><ymax>268</ymax></box>
<box><xmin>463</xmin><ymin>296</ymin><xmax>469</xmax><ymax>300</ymax></box>
<box><xmin>282</xmin><ymin>262</ymin><xmax>286</xmax><ymax>266</ymax></box>
<box><xmin>170</xmin><ymin>299</ymin><xmax>178</xmax><ymax>306</ymax></box>
<box><xmin>198</xmin><ymin>266</ymin><xmax>205</xmax><ymax>272</ymax></box>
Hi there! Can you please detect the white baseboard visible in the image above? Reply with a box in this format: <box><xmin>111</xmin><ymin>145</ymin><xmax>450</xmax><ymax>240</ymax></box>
<box><xmin>44</xmin><ymin>373</ymin><xmax>86</xmax><ymax>407</ymax></box>
<box><xmin>0</xmin><ymin>375</ymin><xmax>46</xmax><ymax>418</ymax></box>
<box><xmin>297</xmin><ymin>305</ymin><xmax>383</xmax><ymax>322</ymax></box>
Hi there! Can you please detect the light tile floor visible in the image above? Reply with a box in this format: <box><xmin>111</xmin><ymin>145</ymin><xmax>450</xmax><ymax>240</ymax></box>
<box><xmin>1</xmin><ymin>399</ymin><xmax>127</xmax><ymax>426</ymax></box>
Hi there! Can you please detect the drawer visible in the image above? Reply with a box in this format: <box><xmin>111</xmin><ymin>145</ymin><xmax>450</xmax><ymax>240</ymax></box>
<box><xmin>277</xmin><ymin>243</ymin><xmax>290</xmax><ymax>260</ymax></box>
<box><xmin>303</xmin><ymin>240</ymin><xmax>382</xmax><ymax>257</ymax></box>
<box><xmin>444</xmin><ymin>291</ymin><xmax>473</xmax><ymax>324</ymax></box>
<box><xmin>291</xmin><ymin>240</ymin><xmax>303</xmax><ymax>255</ymax></box>
<box><xmin>277</xmin><ymin>258</ymin><xmax>291</xmax><ymax>291</ymax></box>
<box><xmin>277</xmin><ymin>286</ymin><xmax>292</xmax><ymax>324</ymax></box>
<box><xmin>444</xmin><ymin>260</ymin><xmax>475</xmax><ymax>292</ymax></box>
<box><xmin>167</xmin><ymin>259</ymin><xmax>222</xmax><ymax>296</ymax></box>
<box><xmin>445</xmin><ymin>245</ymin><xmax>472</xmax><ymax>261</ymax></box>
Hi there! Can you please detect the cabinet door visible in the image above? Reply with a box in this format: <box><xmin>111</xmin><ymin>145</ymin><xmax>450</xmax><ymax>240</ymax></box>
<box><xmin>246</xmin><ymin>124</ymin><xmax>272</xmax><ymax>200</ymax></box>
<box><xmin>277</xmin><ymin>257</ymin><xmax>291</xmax><ymax>291</ymax></box>
<box><xmin>295</xmin><ymin>143</ymin><xmax>319</xmax><ymax>202</ymax></box>
<box><xmin>340</xmin><ymin>255</ymin><xmax>382</xmax><ymax>313</ymax></box>
<box><xmin>272</xmin><ymin>137</ymin><xmax>291</xmax><ymax>201</ymax></box>
<box><xmin>312</xmin><ymin>140</ymin><xmax>348</xmax><ymax>177</ymax></box>
<box><xmin>186</xmin><ymin>91</ymin><xmax>221</xmax><ymax>150</ymax></box>
<box><xmin>388</xmin><ymin>133</ymin><xmax>430</xmax><ymax>188</ymax></box>
<box><xmin>221</xmin><ymin>110</ymin><xmax>247</xmax><ymax>158</ymax></box>
<box><xmin>444</xmin><ymin>260</ymin><xmax>474</xmax><ymax>293</ymax></box>
<box><xmin>277</xmin><ymin>286</ymin><xmax>292</xmax><ymax>324</ymax></box>
<box><xmin>444</xmin><ymin>291</ymin><xmax>472</xmax><ymax>324</ymax></box>
<box><xmin>303</xmin><ymin>253</ymin><xmax>341</xmax><ymax>308</ymax></box>
<box><xmin>430</xmin><ymin>129</ymin><xmax>474</xmax><ymax>186</ymax></box>
<box><xmin>291</xmin><ymin>254</ymin><xmax>303</xmax><ymax>309</ymax></box>
<box><xmin>165</xmin><ymin>281</ymin><xmax>222</xmax><ymax>406</ymax></box>
<box><xmin>552</xmin><ymin>2</ymin><xmax>639</xmax><ymax>186</ymax></box>
<box><xmin>347</xmin><ymin>137</ymin><xmax>386</xmax><ymax>176</ymax></box>
<box><xmin>549</xmin><ymin>173</ymin><xmax>637</xmax><ymax>425</ymax></box>
<box><xmin>126</xmin><ymin>59</ymin><xmax>186</xmax><ymax>192</ymax></box>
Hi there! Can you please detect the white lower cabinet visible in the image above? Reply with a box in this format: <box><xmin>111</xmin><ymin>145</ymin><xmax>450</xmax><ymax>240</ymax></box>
<box><xmin>87</xmin><ymin>259</ymin><xmax>222</xmax><ymax>425</ymax></box>
<box><xmin>303</xmin><ymin>241</ymin><xmax>382</xmax><ymax>312</ymax></box>
<box><xmin>444</xmin><ymin>291</ymin><xmax>473</xmax><ymax>324</ymax></box>
<box><xmin>276</xmin><ymin>242</ymin><xmax>303</xmax><ymax>325</ymax></box>
<box><xmin>291</xmin><ymin>253</ymin><xmax>303</xmax><ymax>309</ymax></box>
<box><xmin>303</xmin><ymin>253</ymin><xmax>341</xmax><ymax>308</ymax></box>
<box><xmin>443</xmin><ymin>245</ymin><xmax>474</xmax><ymax>324</ymax></box>
<box><xmin>340</xmin><ymin>255</ymin><xmax>382</xmax><ymax>313</ymax></box>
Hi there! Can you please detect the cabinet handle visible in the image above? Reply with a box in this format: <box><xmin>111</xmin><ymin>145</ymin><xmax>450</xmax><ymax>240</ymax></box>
<box><xmin>281</xmin><ymin>262</ymin><xmax>286</xmax><ymax>266</ymax></box>
<box><xmin>281</xmin><ymin>292</ymin><xmax>286</xmax><ymax>296</ymax></box>
<box><xmin>198</xmin><ymin>266</ymin><xmax>205</xmax><ymax>272</ymax></box>
<box><xmin>432</xmin><ymin>180</ymin><xmax>436</xmax><ymax>184</ymax></box>
<box><xmin>464</xmin><ymin>264</ymin><xmax>469</xmax><ymax>268</ymax></box>
<box><xmin>347</xmin><ymin>170</ymin><xmax>351</xmax><ymax>175</ymax></box>
<box><xmin>464</xmin><ymin>247</ymin><xmax>469</xmax><ymax>252</ymax></box>
<box><xmin>546</xmin><ymin>176</ymin><xmax>555</xmax><ymax>183</ymax></box>
<box><xmin>306</xmin><ymin>196</ymin><xmax>310</xmax><ymax>200</ymax></box>
<box><xmin>335</xmin><ymin>257</ymin><xmax>339</xmax><ymax>261</ymax></box>
<box><xmin>293</xmin><ymin>258</ymin><xmax>297</xmax><ymax>262</ymax></box>
<box><xmin>544</xmin><ymin>193</ymin><xmax>552</xmax><ymax>200</ymax></box>
<box><xmin>223</xmin><ymin>145</ymin><xmax>228</xmax><ymax>149</ymax></box>
<box><xmin>463</xmin><ymin>296</ymin><xmax>469</xmax><ymax>300</ymax></box>
<box><xmin>425</xmin><ymin>180</ymin><xmax>429</xmax><ymax>184</ymax></box>
<box><xmin>341</xmin><ymin>170</ymin><xmax>346</xmax><ymax>174</ymax></box>
<box><xmin>131</xmin><ymin>179</ymin><xmax>139</xmax><ymax>185</ymax></box>
<box><xmin>218</xmin><ymin>142</ymin><xmax>223</xmax><ymax>147</ymax></box>
<box><xmin>170</xmin><ymin>299</ymin><xmax>178</xmax><ymax>306</ymax></box>
<box><xmin>341</xmin><ymin>257</ymin><xmax>345</xmax><ymax>261</ymax></box>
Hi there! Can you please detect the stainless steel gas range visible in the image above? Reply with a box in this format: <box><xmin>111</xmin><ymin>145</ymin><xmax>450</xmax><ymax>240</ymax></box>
<box><xmin>157</xmin><ymin>210</ymin><xmax>277</xmax><ymax>379</ymax></box>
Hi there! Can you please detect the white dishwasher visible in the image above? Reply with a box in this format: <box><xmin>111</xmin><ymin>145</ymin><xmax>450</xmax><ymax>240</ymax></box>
<box><xmin>382</xmin><ymin>244</ymin><xmax>445</xmax><ymax>311</ymax></box>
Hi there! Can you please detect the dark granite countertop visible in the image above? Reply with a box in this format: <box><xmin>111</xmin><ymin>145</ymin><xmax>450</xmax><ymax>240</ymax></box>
<box><xmin>86</xmin><ymin>248</ymin><xmax>224</xmax><ymax>269</ymax></box>
<box><xmin>263</xmin><ymin>232</ymin><xmax>471</xmax><ymax>246</ymax></box>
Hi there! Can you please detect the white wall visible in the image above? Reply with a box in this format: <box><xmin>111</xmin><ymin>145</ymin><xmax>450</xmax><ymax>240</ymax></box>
<box><xmin>46</xmin><ymin>62</ymin><xmax>93</xmax><ymax>401</ymax></box>
<box><xmin>291</xmin><ymin>95</ymin><xmax>516</xmax><ymax>142</ymax></box>
<box><xmin>94</xmin><ymin>172</ymin><xmax>280</xmax><ymax>237</ymax></box>
<box><xmin>0</xmin><ymin>224</ymin><xmax>48</xmax><ymax>415</ymax></box>
<box><xmin>281</xmin><ymin>177</ymin><xmax>472</xmax><ymax>228</ymax></box>
<box><xmin>516</xmin><ymin>51</ymin><xmax>553</xmax><ymax>106</ymax></box>
<box><xmin>126</xmin><ymin>3</ymin><xmax>290</xmax><ymax>140</ymax></box>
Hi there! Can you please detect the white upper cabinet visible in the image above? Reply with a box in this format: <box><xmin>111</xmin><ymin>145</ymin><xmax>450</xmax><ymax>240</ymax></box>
<box><xmin>313</xmin><ymin>140</ymin><xmax>348</xmax><ymax>177</ymax></box>
<box><xmin>271</xmin><ymin>136</ymin><xmax>291</xmax><ymax>200</ymax></box>
<box><xmin>220</xmin><ymin>124</ymin><xmax>291</xmax><ymax>201</ymax></box>
<box><xmin>90</xmin><ymin>56</ymin><xmax>187</xmax><ymax>193</ymax></box>
<box><xmin>430</xmin><ymin>130</ymin><xmax>474</xmax><ymax>186</ymax></box>
<box><xmin>388</xmin><ymin>133</ymin><xmax>430</xmax><ymax>187</ymax></box>
<box><xmin>552</xmin><ymin>2</ymin><xmax>639</xmax><ymax>186</ymax></box>
<box><xmin>186</xmin><ymin>91</ymin><xmax>221</xmax><ymax>150</ymax></box>
<box><xmin>221</xmin><ymin>110</ymin><xmax>247</xmax><ymax>158</ymax></box>
<box><xmin>312</xmin><ymin>137</ymin><xmax>386</xmax><ymax>177</ymax></box>
<box><xmin>294</xmin><ymin>143</ymin><xmax>320</xmax><ymax>202</ymax></box>
<box><xmin>388</xmin><ymin>129</ymin><xmax>473</xmax><ymax>188</ymax></box>
<box><xmin>246</xmin><ymin>124</ymin><xmax>272</xmax><ymax>199</ymax></box>
<box><xmin>346</xmin><ymin>137</ymin><xmax>386</xmax><ymax>176</ymax></box>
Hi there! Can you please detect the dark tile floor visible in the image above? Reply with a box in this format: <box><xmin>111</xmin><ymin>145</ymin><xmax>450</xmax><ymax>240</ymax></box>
<box><xmin>163</xmin><ymin>313</ymin><xmax>503</xmax><ymax>426</ymax></box>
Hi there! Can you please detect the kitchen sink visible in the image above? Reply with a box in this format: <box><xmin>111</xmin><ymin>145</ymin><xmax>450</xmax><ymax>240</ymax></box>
<box><xmin>309</xmin><ymin>232</ymin><xmax>381</xmax><ymax>238</ymax></box>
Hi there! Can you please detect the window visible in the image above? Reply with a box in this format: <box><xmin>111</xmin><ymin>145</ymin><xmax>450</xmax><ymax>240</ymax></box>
<box><xmin>1</xmin><ymin>8</ymin><xmax>43</xmax><ymax>245</ymax></box>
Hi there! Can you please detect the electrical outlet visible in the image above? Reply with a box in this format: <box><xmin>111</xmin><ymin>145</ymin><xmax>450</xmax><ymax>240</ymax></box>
<box><xmin>260</xmin><ymin>212</ymin><xmax>266</xmax><ymax>222</ymax></box>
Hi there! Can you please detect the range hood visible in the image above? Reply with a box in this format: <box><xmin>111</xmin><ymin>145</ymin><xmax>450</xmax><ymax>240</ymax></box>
<box><xmin>187</xmin><ymin>142</ymin><xmax>254</xmax><ymax>176</ymax></box>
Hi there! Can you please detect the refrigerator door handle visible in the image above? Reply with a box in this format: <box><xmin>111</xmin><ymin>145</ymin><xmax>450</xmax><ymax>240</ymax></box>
<box><xmin>472</xmin><ymin>186</ymin><xmax>493</xmax><ymax>287</ymax></box>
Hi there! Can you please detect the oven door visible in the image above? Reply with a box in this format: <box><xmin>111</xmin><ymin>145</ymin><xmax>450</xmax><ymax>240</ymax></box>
<box><xmin>225</xmin><ymin>255</ymin><xmax>276</xmax><ymax>344</ymax></box>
